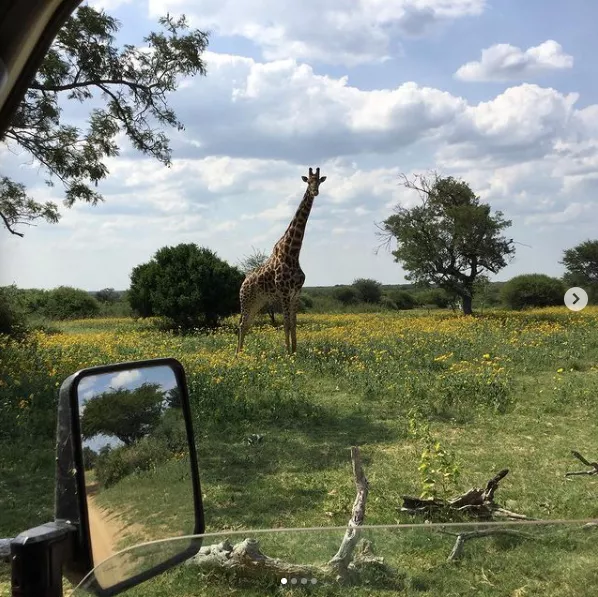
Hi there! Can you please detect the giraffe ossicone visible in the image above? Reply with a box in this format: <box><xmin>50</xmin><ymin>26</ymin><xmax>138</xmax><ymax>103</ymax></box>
<box><xmin>237</xmin><ymin>167</ymin><xmax>327</xmax><ymax>355</ymax></box>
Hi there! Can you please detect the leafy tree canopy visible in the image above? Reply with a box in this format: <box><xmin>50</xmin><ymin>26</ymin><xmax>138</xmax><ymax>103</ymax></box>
<box><xmin>501</xmin><ymin>274</ymin><xmax>565</xmax><ymax>310</ymax></box>
<box><xmin>80</xmin><ymin>382</ymin><xmax>165</xmax><ymax>446</ymax></box>
<box><xmin>380</xmin><ymin>172</ymin><xmax>516</xmax><ymax>315</ymax></box>
<box><xmin>352</xmin><ymin>278</ymin><xmax>382</xmax><ymax>303</ymax></box>
<box><xmin>95</xmin><ymin>288</ymin><xmax>120</xmax><ymax>304</ymax></box>
<box><xmin>333</xmin><ymin>286</ymin><xmax>359</xmax><ymax>305</ymax></box>
<box><xmin>1</xmin><ymin>6</ymin><xmax>209</xmax><ymax>237</ymax></box>
<box><xmin>44</xmin><ymin>285</ymin><xmax>100</xmax><ymax>320</ymax></box>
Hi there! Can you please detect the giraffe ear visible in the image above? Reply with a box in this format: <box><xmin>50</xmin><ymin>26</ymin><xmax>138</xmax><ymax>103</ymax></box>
<box><xmin>319</xmin><ymin>176</ymin><xmax>327</xmax><ymax>183</ymax></box>
<box><xmin>301</xmin><ymin>176</ymin><xmax>308</xmax><ymax>182</ymax></box>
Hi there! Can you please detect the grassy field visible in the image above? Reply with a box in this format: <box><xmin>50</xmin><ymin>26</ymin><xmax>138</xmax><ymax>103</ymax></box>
<box><xmin>1</xmin><ymin>308</ymin><xmax>598</xmax><ymax>595</ymax></box>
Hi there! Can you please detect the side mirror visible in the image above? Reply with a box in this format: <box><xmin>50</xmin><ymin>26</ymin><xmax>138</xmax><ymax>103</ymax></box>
<box><xmin>55</xmin><ymin>358</ymin><xmax>204</xmax><ymax>595</ymax></box>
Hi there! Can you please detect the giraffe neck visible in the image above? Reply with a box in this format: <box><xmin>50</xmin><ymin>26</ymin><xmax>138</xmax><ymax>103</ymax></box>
<box><xmin>274</xmin><ymin>189</ymin><xmax>314</xmax><ymax>260</ymax></box>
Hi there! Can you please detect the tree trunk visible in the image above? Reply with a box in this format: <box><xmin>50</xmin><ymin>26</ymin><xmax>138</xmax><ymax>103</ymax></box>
<box><xmin>461</xmin><ymin>294</ymin><xmax>473</xmax><ymax>315</ymax></box>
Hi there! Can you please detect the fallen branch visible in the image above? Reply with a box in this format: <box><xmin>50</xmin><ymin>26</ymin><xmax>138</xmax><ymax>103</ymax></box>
<box><xmin>327</xmin><ymin>446</ymin><xmax>369</xmax><ymax>581</ymax></box>
<box><xmin>440</xmin><ymin>528</ymin><xmax>532</xmax><ymax>562</ymax></box>
<box><xmin>185</xmin><ymin>537</ymin><xmax>321</xmax><ymax>581</ymax></box>
<box><xmin>565</xmin><ymin>450</ymin><xmax>598</xmax><ymax>477</ymax></box>
<box><xmin>186</xmin><ymin>446</ymin><xmax>396</xmax><ymax>587</ymax></box>
<box><xmin>400</xmin><ymin>469</ymin><xmax>533</xmax><ymax>521</ymax></box>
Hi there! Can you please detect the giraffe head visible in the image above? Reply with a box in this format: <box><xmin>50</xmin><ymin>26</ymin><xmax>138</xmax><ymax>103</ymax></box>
<box><xmin>301</xmin><ymin>167</ymin><xmax>326</xmax><ymax>197</ymax></box>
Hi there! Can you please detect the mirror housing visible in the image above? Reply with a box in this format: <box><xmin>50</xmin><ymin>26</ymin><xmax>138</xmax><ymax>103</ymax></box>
<box><xmin>55</xmin><ymin>358</ymin><xmax>204</xmax><ymax>594</ymax></box>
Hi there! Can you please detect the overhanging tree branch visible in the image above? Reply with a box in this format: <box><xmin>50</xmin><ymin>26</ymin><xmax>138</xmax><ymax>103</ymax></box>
<box><xmin>28</xmin><ymin>78</ymin><xmax>157</xmax><ymax>93</ymax></box>
<box><xmin>0</xmin><ymin>211</ymin><xmax>24</xmax><ymax>237</ymax></box>
<box><xmin>1</xmin><ymin>6</ymin><xmax>209</xmax><ymax>237</ymax></box>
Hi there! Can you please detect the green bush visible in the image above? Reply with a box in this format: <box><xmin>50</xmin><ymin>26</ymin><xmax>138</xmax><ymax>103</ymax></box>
<box><xmin>417</xmin><ymin>288</ymin><xmax>451</xmax><ymax>308</ymax></box>
<box><xmin>152</xmin><ymin>409</ymin><xmax>188</xmax><ymax>453</ymax></box>
<box><xmin>129</xmin><ymin>244</ymin><xmax>244</xmax><ymax>330</ymax></box>
<box><xmin>352</xmin><ymin>278</ymin><xmax>382</xmax><ymax>303</ymax></box>
<box><xmin>380</xmin><ymin>296</ymin><xmax>397</xmax><ymax>310</ymax></box>
<box><xmin>0</xmin><ymin>285</ymin><xmax>28</xmax><ymax>337</ymax></box>
<box><xmin>129</xmin><ymin>262</ymin><xmax>159</xmax><ymax>317</ymax></box>
<box><xmin>95</xmin><ymin>288</ymin><xmax>119</xmax><ymax>304</ymax></box>
<box><xmin>299</xmin><ymin>293</ymin><xmax>314</xmax><ymax>311</ymax></box>
<box><xmin>333</xmin><ymin>286</ymin><xmax>359</xmax><ymax>305</ymax></box>
<box><xmin>42</xmin><ymin>286</ymin><xmax>100</xmax><ymax>320</ymax></box>
<box><xmin>98</xmin><ymin>299</ymin><xmax>133</xmax><ymax>318</ymax></box>
<box><xmin>501</xmin><ymin>274</ymin><xmax>565</xmax><ymax>310</ymax></box>
<box><xmin>95</xmin><ymin>437</ymin><xmax>169</xmax><ymax>488</ymax></box>
<box><xmin>308</xmin><ymin>295</ymin><xmax>343</xmax><ymax>313</ymax></box>
<box><xmin>387</xmin><ymin>290</ymin><xmax>417</xmax><ymax>310</ymax></box>
<box><xmin>17</xmin><ymin>288</ymin><xmax>50</xmax><ymax>316</ymax></box>
<box><xmin>83</xmin><ymin>446</ymin><xmax>98</xmax><ymax>470</ymax></box>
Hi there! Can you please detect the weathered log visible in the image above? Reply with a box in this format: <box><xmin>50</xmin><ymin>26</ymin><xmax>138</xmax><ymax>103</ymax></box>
<box><xmin>185</xmin><ymin>537</ymin><xmax>325</xmax><ymax>581</ymax></box>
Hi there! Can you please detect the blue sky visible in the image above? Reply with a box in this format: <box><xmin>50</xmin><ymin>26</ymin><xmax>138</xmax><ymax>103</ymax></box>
<box><xmin>2</xmin><ymin>0</ymin><xmax>598</xmax><ymax>289</ymax></box>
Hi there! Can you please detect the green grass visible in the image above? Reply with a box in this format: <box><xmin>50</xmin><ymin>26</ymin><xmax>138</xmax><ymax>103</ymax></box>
<box><xmin>2</xmin><ymin>308</ymin><xmax>598</xmax><ymax>595</ymax></box>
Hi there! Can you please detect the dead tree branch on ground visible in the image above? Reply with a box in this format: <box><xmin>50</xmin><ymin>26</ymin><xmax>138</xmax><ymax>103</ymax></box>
<box><xmin>565</xmin><ymin>450</ymin><xmax>598</xmax><ymax>477</ymax></box>
<box><xmin>400</xmin><ymin>469</ymin><xmax>533</xmax><ymax>521</ymax></box>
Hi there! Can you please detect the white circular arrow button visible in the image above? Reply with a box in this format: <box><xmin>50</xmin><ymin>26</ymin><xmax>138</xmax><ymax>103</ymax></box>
<box><xmin>564</xmin><ymin>287</ymin><xmax>588</xmax><ymax>312</ymax></box>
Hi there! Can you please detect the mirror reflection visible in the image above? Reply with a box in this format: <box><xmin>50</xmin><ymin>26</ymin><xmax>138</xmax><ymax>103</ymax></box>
<box><xmin>78</xmin><ymin>364</ymin><xmax>194</xmax><ymax>586</ymax></box>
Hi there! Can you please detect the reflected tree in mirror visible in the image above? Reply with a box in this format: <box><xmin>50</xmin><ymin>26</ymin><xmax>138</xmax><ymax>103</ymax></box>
<box><xmin>81</xmin><ymin>381</ymin><xmax>165</xmax><ymax>447</ymax></box>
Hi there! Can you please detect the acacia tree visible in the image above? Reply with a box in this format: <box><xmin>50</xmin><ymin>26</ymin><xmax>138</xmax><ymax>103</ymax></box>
<box><xmin>239</xmin><ymin>248</ymin><xmax>277</xmax><ymax>327</ymax></box>
<box><xmin>380</xmin><ymin>173</ymin><xmax>516</xmax><ymax>315</ymax></box>
<box><xmin>1</xmin><ymin>6</ymin><xmax>209</xmax><ymax>237</ymax></box>
<box><xmin>561</xmin><ymin>239</ymin><xmax>598</xmax><ymax>302</ymax></box>
<box><xmin>81</xmin><ymin>382</ymin><xmax>165</xmax><ymax>446</ymax></box>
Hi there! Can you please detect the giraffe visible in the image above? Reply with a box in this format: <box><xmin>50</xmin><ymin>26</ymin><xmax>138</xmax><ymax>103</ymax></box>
<box><xmin>237</xmin><ymin>167</ymin><xmax>327</xmax><ymax>355</ymax></box>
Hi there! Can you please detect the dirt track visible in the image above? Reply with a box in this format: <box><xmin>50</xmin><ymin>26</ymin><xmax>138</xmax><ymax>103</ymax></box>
<box><xmin>84</xmin><ymin>481</ymin><xmax>145</xmax><ymax>588</ymax></box>
<box><xmin>86</xmin><ymin>482</ymin><xmax>120</xmax><ymax>566</ymax></box>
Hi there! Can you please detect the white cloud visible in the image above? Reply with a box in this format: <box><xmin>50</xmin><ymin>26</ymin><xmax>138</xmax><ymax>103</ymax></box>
<box><xmin>148</xmin><ymin>0</ymin><xmax>485</xmax><ymax>66</ymax></box>
<box><xmin>5</xmin><ymin>48</ymin><xmax>598</xmax><ymax>265</ymax></box>
<box><xmin>87</xmin><ymin>0</ymin><xmax>134</xmax><ymax>10</ymax></box>
<box><xmin>171</xmin><ymin>52</ymin><xmax>466</xmax><ymax>162</ymax></box>
<box><xmin>110</xmin><ymin>369</ymin><xmax>142</xmax><ymax>389</ymax></box>
<box><xmin>455</xmin><ymin>40</ymin><xmax>574</xmax><ymax>82</ymax></box>
<box><xmin>444</xmin><ymin>84</ymin><xmax>580</xmax><ymax>163</ymax></box>
<box><xmin>171</xmin><ymin>53</ymin><xmax>593</xmax><ymax>176</ymax></box>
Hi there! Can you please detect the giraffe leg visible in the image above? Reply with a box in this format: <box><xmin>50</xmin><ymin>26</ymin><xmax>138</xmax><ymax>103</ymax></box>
<box><xmin>290</xmin><ymin>296</ymin><xmax>299</xmax><ymax>353</ymax></box>
<box><xmin>281</xmin><ymin>300</ymin><xmax>292</xmax><ymax>355</ymax></box>
<box><xmin>237</xmin><ymin>296</ymin><xmax>266</xmax><ymax>354</ymax></box>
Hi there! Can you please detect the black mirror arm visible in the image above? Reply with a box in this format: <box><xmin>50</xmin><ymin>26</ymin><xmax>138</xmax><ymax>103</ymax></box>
<box><xmin>10</xmin><ymin>520</ymin><xmax>77</xmax><ymax>597</ymax></box>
